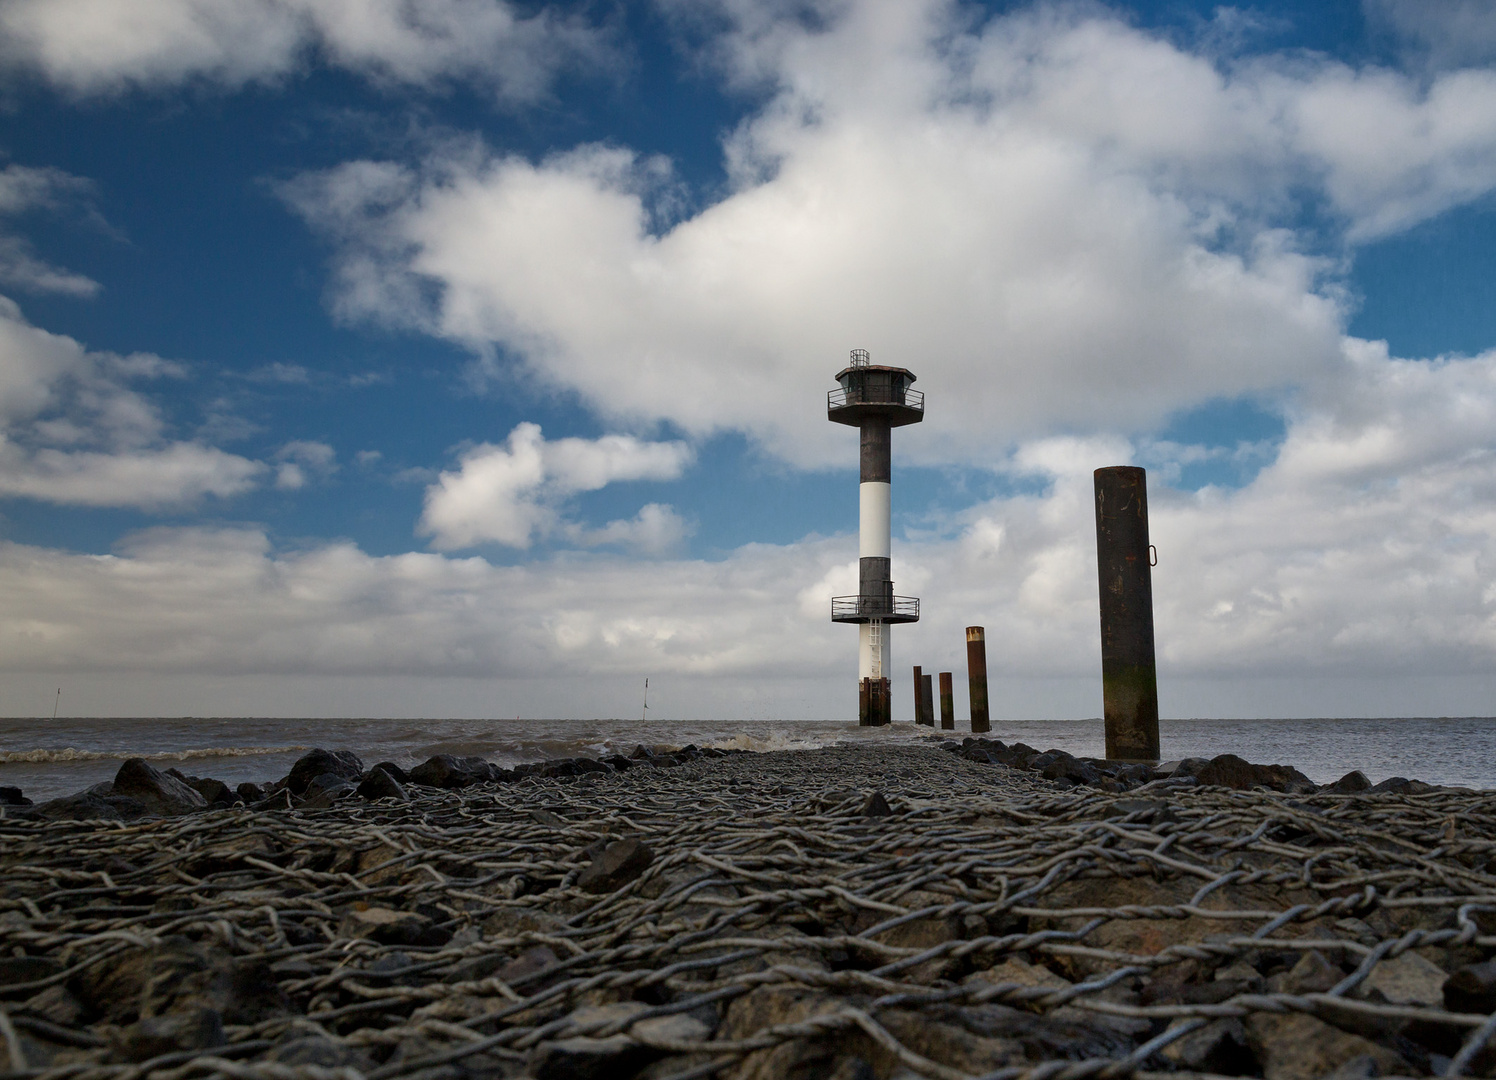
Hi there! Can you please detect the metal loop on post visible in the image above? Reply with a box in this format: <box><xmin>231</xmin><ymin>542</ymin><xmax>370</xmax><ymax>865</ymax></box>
<box><xmin>1149</xmin><ymin>544</ymin><xmax>1157</xmax><ymax>567</ymax></box>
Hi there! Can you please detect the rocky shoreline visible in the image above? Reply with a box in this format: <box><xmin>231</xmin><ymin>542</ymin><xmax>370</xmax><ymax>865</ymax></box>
<box><xmin>1</xmin><ymin>740</ymin><xmax>1493</xmax><ymax>1079</ymax></box>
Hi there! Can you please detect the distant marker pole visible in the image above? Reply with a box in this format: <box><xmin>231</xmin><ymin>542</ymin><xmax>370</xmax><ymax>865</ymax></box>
<box><xmin>920</xmin><ymin>673</ymin><xmax>935</xmax><ymax>727</ymax></box>
<box><xmin>966</xmin><ymin>627</ymin><xmax>990</xmax><ymax>734</ymax></box>
<box><xmin>1093</xmin><ymin>466</ymin><xmax>1161</xmax><ymax>762</ymax></box>
<box><xmin>938</xmin><ymin>672</ymin><xmax>954</xmax><ymax>730</ymax></box>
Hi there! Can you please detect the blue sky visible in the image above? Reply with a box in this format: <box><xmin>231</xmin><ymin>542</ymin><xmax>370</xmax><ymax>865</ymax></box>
<box><xmin>3</xmin><ymin>0</ymin><xmax>1496</xmax><ymax>720</ymax></box>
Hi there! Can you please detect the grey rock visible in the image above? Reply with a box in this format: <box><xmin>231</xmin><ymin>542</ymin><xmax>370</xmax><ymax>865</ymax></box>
<box><xmin>356</xmin><ymin>765</ymin><xmax>409</xmax><ymax>801</ymax></box>
<box><xmin>0</xmin><ymin>956</ymin><xmax>61</xmax><ymax>984</ymax></box>
<box><xmin>1326</xmin><ymin>770</ymin><xmax>1372</xmax><ymax>794</ymax></box>
<box><xmin>297</xmin><ymin>772</ymin><xmax>355</xmax><ymax>809</ymax></box>
<box><xmin>285</xmin><ymin>748</ymin><xmax>363</xmax><ymax>795</ymax></box>
<box><xmin>110</xmin><ymin>1008</ymin><xmax>225</xmax><ymax>1063</ymax></box>
<box><xmin>32</xmin><ymin>790</ymin><xmax>147</xmax><ymax>821</ymax></box>
<box><xmin>1445</xmin><ymin>958</ymin><xmax>1496</xmax><ymax>1013</ymax></box>
<box><xmin>1194</xmin><ymin>753</ymin><xmax>1317</xmax><ymax>794</ymax></box>
<box><xmin>408</xmin><ymin>754</ymin><xmax>499</xmax><ymax>788</ymax></box>
<box><xmin>270</xmin><ymin>1035</ymin><xmax>374</xmax><ymax>1070</ymax></box>
<box><xmin>113</xmin><ymin>758</ymin><xmax>207</xmax><ymax>816</ymax></box>
<box><xmin>578</xmin><ymin>838</ymin><xmax>655</xmax><ymax>894</ymax></box>
<box><xmin>1159</xmin><ymin>1017</ymin><xmax>1255</xmax><ymax>1073</ymax></box>
<box><xmin>529</xmin><ymin>1034</ymin><xmax>653</xmax><ymax>1080</ymax></box>
<box><xmin>861</xmin><ymin>790</ymin><xmax>892</xmax><ymax>817</ymax></box>
<box><xmin>0</xmin><ymin>785</ymin><xmax>29</xmax><ymax>806</ymax></box>
<box><xmin>1267</xmin><ymin>950</ymin><xmax>1341</xmax><ymax>995</ymax></box>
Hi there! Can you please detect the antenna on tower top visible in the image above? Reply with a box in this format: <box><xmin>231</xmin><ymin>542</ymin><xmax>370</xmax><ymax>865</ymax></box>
<box><xmin>849</xmin><ymin>348</ymin><xmax>870</xmax><ymax>368</ymax></box>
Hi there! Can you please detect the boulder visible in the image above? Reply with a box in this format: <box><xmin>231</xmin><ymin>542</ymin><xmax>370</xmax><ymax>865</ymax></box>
<box><xmin>1445</xmin><ymin>958</ymin><xmax>1496</xmax><ymax>1014</ymax></box>
<box><xmin>340</xmin><ymin>906</ymin><xmax>450</xmax><ymax>948</ymax></box>
<box><xmin>1159</xmin><ymin>1018</ymin><xmax>1255</xmax><ymax>1073</ymax></box>
<box><xmin>860</xmin><ymin>791</ymin><xmax>892</xmax><ymax>817</ymax></box>
<box><xmin>284</xmin><ymin>748</ymin><xmax>362</xmax><ymax>795</ymax></box>
<box><xmin>1267</xmin><ymin>950</ymin><xmax>1342</xmax><ymax>995</ymax></box>
<box><xmin>577</xmin><ymin>838</ymin><xmax>654</xmax><ymax>894</ymax></box>
<box><xmin>408</xmin><ymin>754</ymin><xmax>499</xmax><ymax>788</ymax></box>
<box><xmin>32</xmin><ymin>790</ymin><xmax>147</xmax><ymax>821</ymax></box>
<box><xmin>356</xmin><ymin>765</ymin><xmax>410</xmax><ymax>801</ymax></box>
<box><xmin>297</xmin><ymin>772</ymin><xmax>356</xmax><ymax>809</ymax></box>
<box><xmin>113</xmin><ymin>759</ymin><xmax>208</xmax><ymax>816</ymax></box>
<box><xmin>188</xmin><ymin>778</ymin><xmax>236</xmax><ymax>806</ymax></box>
<box><xmin>878</xmin><ymin>1003</ymin><xmax>1134</xmax><ymax>1075</ymax></box>
<box><xmin>0</xmin><ymin>786</ymin><xmax>29</xmax><ymax>806</ymax></box>
<box><xmin>270</xmin><ymin>1035</ymin><xmax>374</xmax><ymax>1071</ymax></box>
<box><xmin>369</xmin><ymin>760</ymin><xmax>410</xmax><ymax>783</ymax></box>
<box><xmin>235</xmin><ymin>781</ymin><xmax>266</xmax><ymax>802</ymax></box>
<box><xmin>1194</xmin><ymin>753</ymin><xmax>1316</xmax><ymax>793</ymax></box>
<box><xmin>1326</xmin><ymin>770</ymin><xmax>1372</xmax><ymax>794</ymax></box>
<box><xmin>110</xmin><ymin>1008</ymin><xmax>225</xmax><ymax>1063</ymax></box>
<box><xmin>1361</xmin><ymin>951</ymin><xmax>1446</xmax><ymax>1006</ymax></box>
<box><xmin>0</xmin><ymin>956</ymin><xmax>61</xmax><ymax>985</ymax></box>
<box><xmin>529</xmin><ymin>1033</ymin><xmax>652</xmax><ymax>1080</ymax></box>
<box><xmin>1244</xmin><ymin>1011</ymin><xmax>1407</xmax><ymax>1080</ymax></box>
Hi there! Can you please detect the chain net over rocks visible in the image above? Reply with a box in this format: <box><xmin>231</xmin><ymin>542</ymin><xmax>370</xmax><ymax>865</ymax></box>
<box><xmin>3</xmin><ymin>744</ymin><xmax>1496</xmax><ymax>1080</ymax></box>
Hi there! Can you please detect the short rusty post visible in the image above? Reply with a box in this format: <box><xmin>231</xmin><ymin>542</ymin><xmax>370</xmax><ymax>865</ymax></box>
<box><xmin>920</xmin><ymin>673</ymin><xmax>935</xmax><ymax>726</ymax></box>
<box><xmin>966</xmin><ymin>626</ymin><xmax>990</xmax><ymax>733</ymax></box>
<box><xmin>938</xmin><ymin>672</ymin><xmax>954</xmax><ymax>730</ymax></box>
<box><xmin>912</xmin><ymin>665</ymin><xmax>924</xmax><ymax>724</ymax></box>
<box><xmin>1094</xmin><ymin>466</ymin><xmax>1160</xmax><ymax>762</ymax></box>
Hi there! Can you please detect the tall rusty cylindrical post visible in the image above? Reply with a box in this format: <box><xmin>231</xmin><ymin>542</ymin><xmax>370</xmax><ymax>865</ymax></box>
<box><xmin>912</xmin><ymin>665</ymin><xmax>924</xmax><ymax>724</ymax></box>
<box><xmin>920</xmin><ymin>673</ymin><xmax>935</xmax><ymax>726</ymax></box>
<box><xmin>966</xmin><ymin>626</ymin><xmax>990</xmax><ymax>733</ymax></box>
<box><xmin>1094</xmin><ymin>466</ymin><xmax>1161</xmax><ymax>762</ymax></box>
<box><xmin>938</xmin><ymin>672</ymin><xmax>954</xmax><ymax>729</ymax></box>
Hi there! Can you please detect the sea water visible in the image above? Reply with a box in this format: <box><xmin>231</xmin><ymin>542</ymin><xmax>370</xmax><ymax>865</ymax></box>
<box><xmin>1</xmin><ymin>716</ymin><xmax>1493</xmax><ymax>801</ymax></box>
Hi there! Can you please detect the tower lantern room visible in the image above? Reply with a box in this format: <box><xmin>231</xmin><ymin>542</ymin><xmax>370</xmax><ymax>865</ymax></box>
<box><xmin>828</xmin><ymin>349</ymin><xmax>923</xmax><ymax>726</ymax></box>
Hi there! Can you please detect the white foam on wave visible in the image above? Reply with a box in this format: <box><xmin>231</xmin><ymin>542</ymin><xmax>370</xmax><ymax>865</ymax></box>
<box><xmin>0</xmin><ymin>745</ymin><xmax>311</xmax><ymax>765</ymax></box>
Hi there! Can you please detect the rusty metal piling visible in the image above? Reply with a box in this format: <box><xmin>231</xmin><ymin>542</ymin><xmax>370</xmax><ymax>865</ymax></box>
<box><xmin>1093</xmin><ymin>465</ymin><xmax>1161</xmax><ymax>762</ymax></box>
<box><xmin>938</xmin><ymin>672</ymin><xmax>954</xmax><ymax>730</ymax></box>
<box><xmin>920</xmin><ymin>673</ymin><xmax>935</xmax><ymax>726</ymax></box>
<box><xmin>912</xmin><ymin>665</ymin><xmax>924</xmax><ymax>724</ymax></box>
<box><xmin>966</xmin><ymin>626</ymin><xmax>990</xmax><ymax>733</ymax></box>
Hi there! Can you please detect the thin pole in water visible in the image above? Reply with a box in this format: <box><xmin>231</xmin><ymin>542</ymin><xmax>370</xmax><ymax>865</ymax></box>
<box><xmin>51</xmin><ymin>687</ymin><xmax>60</xmax><ymax>720</ymax></box>
<box><xmin>642</xmin><ymin>678</ymin><xmax>649</xmax><ymax>722</ymax></box>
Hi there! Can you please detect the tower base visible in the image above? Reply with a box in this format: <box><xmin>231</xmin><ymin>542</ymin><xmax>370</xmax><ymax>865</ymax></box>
<box><xmin>859</xmin><ymin>677</ymin><xmax>891</xmax><ymax>727</ymax></box>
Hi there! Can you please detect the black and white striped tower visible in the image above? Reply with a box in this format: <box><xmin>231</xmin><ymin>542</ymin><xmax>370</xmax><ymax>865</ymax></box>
<box><xmin>828</xmin><ymin>349</ymin><xmax>923</xmax><ymax>726</ymax></box>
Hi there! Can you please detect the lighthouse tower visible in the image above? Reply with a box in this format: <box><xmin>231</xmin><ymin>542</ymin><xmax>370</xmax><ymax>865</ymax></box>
<box><xmin>828</xmin><ymin>349</ymin><xmax>923</xmax><ymax>726</ymax></box>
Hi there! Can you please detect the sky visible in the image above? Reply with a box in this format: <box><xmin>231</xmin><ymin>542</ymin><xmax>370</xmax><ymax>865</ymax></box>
<box><xmin>3</xmin><ymin>0</ymin><xmax>1496</xmax><ymax>721</ymax></box>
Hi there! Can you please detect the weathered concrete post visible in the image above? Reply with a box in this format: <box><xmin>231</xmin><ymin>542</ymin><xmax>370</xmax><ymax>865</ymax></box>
<box><xmin>912</xmin><ymin>665</ymin><xmax>924</xmax><ymax>724</ymax></box>
<box><xmin>938</xmin><ymin>672</ymin><xmax>954</xmax><ymax>730</ymax></box>
<box><xmin>920</xmin><ymin>673</ymin><xmax>935</xmax><ymax>726</ymax></box>
<box><xmin>1093</xmin><ymin>466</ymin><xmax>1161</xmax><ymax>762</ymax></box>
<box><xmin>966</xmin><ymin>626</ymin><xmax>990</xmax><ymax>734</ymax></box>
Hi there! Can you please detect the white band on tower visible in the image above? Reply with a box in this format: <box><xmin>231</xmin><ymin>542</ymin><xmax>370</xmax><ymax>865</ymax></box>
<box><xmin>859</xmin><ymin>482</ymin><xmax>891</xmax><ymax>559</ymax></box>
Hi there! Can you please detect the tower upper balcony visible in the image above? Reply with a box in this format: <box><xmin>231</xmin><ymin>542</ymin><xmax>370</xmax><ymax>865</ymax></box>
<box><xmin>827</xmin><ymin>349</ymin><xmax>924</xmax><ymax>427</ymax></box>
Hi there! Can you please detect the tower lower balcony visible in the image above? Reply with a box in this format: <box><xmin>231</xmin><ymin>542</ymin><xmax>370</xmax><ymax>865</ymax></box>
<box><xmin>831</xmin><ymin>595</ymin><xmax>920</xmax><ymax>624</ymax></box>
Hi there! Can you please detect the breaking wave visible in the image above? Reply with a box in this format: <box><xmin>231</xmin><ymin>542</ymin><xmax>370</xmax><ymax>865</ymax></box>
<box><xmin>0</xmin><ymin>745</ymin><xmax>310</xmax><ymax>765</ymax></box>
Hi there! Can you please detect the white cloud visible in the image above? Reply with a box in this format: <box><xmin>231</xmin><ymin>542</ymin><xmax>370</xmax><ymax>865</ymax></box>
<box><xmin>0</xmin><ymin>165</ymin><xmax>101</xmax><ymax>296</ymax></box>
<box><xmin>0</xmin><ymin>298</ymin><xmax>263</xmax><ymax>507</ymax></box>
<box><xmin>1366</xmin><ymin>0</ymin><xmax>1496</xmax><ymax>68</ymax></box>
<box><xmin>286</xmin><ymin>1</ymin><xmax>1496</xmax><ymax>467</ymax></box>
<box><xmin>0</xmin><ymin>0</ymin><xmax>613</xmax><ymax>102</ymax></box>
<box><xmin>418</xmin><ymin>422</ymin><xmax>694</xmax><ymax>550</ymax></box>
<box><xmin>570</xmin><ymin>502</ymin><xmax>694</xmax><ymax>556</ymax></box>
<box><xmin>8</xmin><ymin>339</ymin><xmax>1496</xmax><ymax>718</ymax></box>
<box><xmin>274</xmin><ymin>439</ymin><xmax>337</xmax><ymax>489</ymax></box>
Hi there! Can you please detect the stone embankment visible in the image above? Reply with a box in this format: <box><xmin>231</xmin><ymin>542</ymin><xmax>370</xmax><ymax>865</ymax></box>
<box><xmin>0</xmin><ymin>742</ymin><xmax>1493</xmax><ymax>1080</ymax></box>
